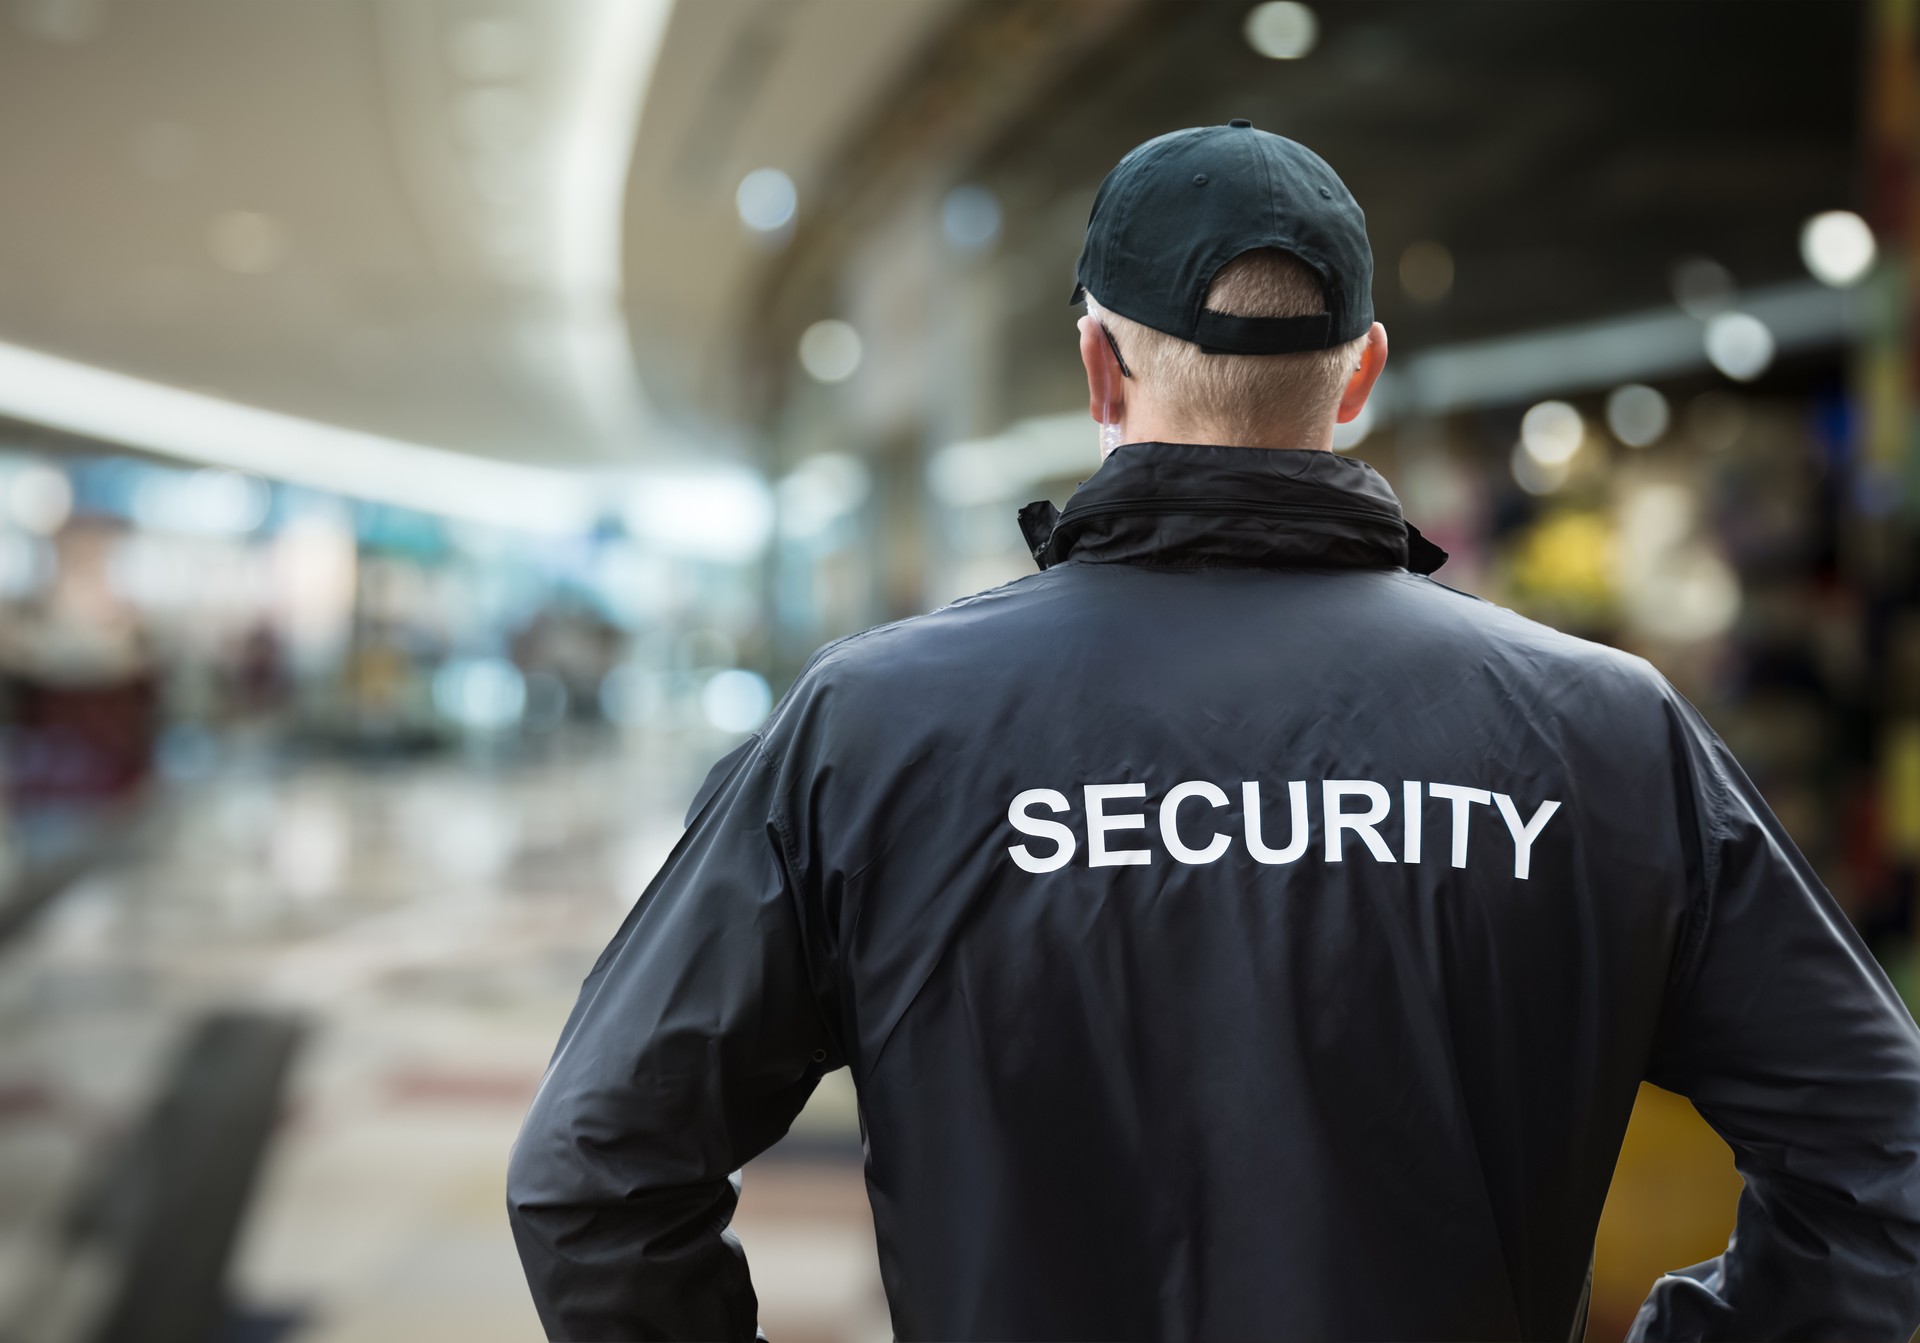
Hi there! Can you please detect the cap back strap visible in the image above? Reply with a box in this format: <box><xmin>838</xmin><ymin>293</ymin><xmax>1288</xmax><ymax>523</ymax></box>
<box><xmin>1192</xmin><ymin>310</ymin><xmax>1334</xmax><ymax>355</ymax></box>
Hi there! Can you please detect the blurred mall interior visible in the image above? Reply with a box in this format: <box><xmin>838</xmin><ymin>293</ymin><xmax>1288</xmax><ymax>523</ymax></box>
<box><xmin>0</xmin><ymin>1</ymin><xmax>1913</xmax><ymax>1340</ymax></box>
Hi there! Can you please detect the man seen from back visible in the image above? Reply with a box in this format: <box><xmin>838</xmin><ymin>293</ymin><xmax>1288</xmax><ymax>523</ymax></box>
<box><xmin>507</xmin><ymin>122</ymin><xmax>1920</xmax><ymax>1342</ymax></box>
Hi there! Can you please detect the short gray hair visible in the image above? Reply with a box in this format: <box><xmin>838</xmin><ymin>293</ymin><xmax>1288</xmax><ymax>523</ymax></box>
<box><xmin>1086</xmin><ymin>248</ymin><xmax>1367</xmax><ymax>445</ymax></box>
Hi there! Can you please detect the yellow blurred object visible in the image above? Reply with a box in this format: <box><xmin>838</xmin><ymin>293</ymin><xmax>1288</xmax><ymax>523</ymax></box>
<box><xmin>1504</xmin><ymin>509</ymin><xmax>1618</xmax><ymax>626</ymax></box>
<box><xmin>1884</xmin><ymin>719</ymin><xmax>1920</xmax><ymax>860</ymax></box>
<box><xmin>1588</xmin><ymin>1084</ymin><xmax>1743</xmax><ymax>1342</ymax></box>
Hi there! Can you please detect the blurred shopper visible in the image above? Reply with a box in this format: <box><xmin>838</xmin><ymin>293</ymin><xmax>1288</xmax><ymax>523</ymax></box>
<box><xmin>508</xmin><ymin>125</ymin><xmax>1920</xmax><ymax>1341</ymax></box>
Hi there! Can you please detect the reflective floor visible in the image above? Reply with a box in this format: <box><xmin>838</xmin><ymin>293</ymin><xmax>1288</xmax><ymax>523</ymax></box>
<box><xmin>0</xmin><ymin>733</ymin><xmax>885</xmax><ymax>1343</ymax></box>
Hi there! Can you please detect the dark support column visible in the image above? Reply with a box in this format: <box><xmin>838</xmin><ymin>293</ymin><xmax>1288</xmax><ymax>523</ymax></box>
<box><xmin>1861</xmin><ymin>0</ymin><xmax>1920</xmax><ymax>1004</ymax></box>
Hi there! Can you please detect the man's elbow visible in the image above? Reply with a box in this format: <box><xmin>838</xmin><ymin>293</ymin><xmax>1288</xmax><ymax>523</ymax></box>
<box><xmin>506</xmin><ymin>1111</ymin><xmax>597</xmax><ymax>1341</ymax></box>
<box><xmin>1850</xmin><ymin>1088</ymin><xmax>1920</xmax><ymax>1326</ymax></box>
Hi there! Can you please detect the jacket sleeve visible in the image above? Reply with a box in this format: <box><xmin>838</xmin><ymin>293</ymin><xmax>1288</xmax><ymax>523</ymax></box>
<box><xmin>1629</xmin><ymin>692</ymin><xmax>1920</xmax><ymax>1342</ymax></box>
<box><xmin>505</xmin><ymin>736</ymin><xmax>843</xmax><ymax>1341</ymax></box>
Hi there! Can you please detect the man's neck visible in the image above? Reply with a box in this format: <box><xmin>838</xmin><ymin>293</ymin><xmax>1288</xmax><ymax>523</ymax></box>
<box><xmin>1118</xmin><ymin>415</ymin><xmax>1334</xmax><ymax>453</ymax></box>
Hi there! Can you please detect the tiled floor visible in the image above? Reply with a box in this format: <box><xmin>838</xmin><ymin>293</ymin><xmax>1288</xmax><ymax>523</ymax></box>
<box><xmin>0</xmin><ymin>731</ymin><xmax>887</xmax><ymax>1342</ymax></box>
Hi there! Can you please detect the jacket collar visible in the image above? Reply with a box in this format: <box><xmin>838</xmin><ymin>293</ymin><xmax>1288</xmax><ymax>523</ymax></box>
<box><xmin>1018</xmin><ymin>442</ymin><xmax>1447</xmax><ymax>574</ymax></box>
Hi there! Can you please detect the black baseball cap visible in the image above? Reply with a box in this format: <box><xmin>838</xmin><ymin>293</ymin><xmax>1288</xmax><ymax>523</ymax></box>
<box><xmin>1070</xmin><ymin>120</ymin><xmax>1374</xmax><ymax>355</ymax></box>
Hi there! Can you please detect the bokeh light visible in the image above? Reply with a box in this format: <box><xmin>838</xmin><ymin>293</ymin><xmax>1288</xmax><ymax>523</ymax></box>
<box><xmin>701</xmin><ymin>669</ymin><xmax>772</xmax><ymax>733</ymax></box>
<box><xmin>1520</xmin><ymin>400</ymin><xmax>1585</xmax><ymax>465</ymax></box>
<box><xmin>1243</xmin><ymin>2</ymin><xmax>1318</xmax><ymax>59</ymax></box>
<box><xmin>131</xmin><ymin>467</ymin><xmax>272</xmax><ymax>535</ymax></box>
<box><xmin>1687</xmin><ymin>391</ymin><xmax>1748</xmax><ymax>452</ymax></box>
<box><xmin>1511</xmin><ymin>441</ymin><xmax>1571</xmax><ymax>495</ymax></box>
<box><xmin>7</xmin><ymin>462</ymin><xmax>72</xmax><ymax>534</ymax></box>
<box><xmin>1605</xmin><ymin>384</ymin><xmax>1670</xmax><ymax>448</ymax></box>
<box><xmin>799</xmin><ymin>319</ymin><xmax>863</xmax><ymax>383</ymax></box>
<box><xmin>1398</xmin><ymin>241</ymin><xmax>1454</xmax><ymax>302</ymax></box>
<box><xmin>1669</xmin><ymin>256</ymin><xmax>1735</xmax><ymax>318</ymax></box>
<box><xmin>432</xmin><ymin>657</ymin><xmax>528</xmax><ymax>731</ymax></box>
<box><xmin>779</xmin><ymin>454</ymin><xmax>871</xmax><ymax>540</ymax></box>
<box><xmin>1800</xmin><ymin>210</ymin><xmax>1876</xmax><ymax>288</ymax></box>
<box><xmin>736</xmin><ymin>167</ymin><xmax>798</xmax><ymax>233</ymax></box>
<box><xmin>942</xmin><ymin>185</ymin><xmax>1002</xmax><ymax>253</ymax></box>
<box><xmin>1703</xmin><ymin>312</ymin><xmax>1775</xmax><ymax>382</ymax></box>
<box><xmin>623</xmin><ymin>469</ymin><xmax>775</xmax><ymax>563</ymax></box>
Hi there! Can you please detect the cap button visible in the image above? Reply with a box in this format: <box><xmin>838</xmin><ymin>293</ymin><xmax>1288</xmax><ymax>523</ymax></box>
<box><xmin>1229</xmin><ymin>118</ymin><xmax>1252</xmax><ymax>128</ymax></box>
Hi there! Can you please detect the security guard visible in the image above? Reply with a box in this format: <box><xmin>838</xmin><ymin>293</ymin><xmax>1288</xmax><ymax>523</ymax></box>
<box><xmin>508</xmin><ymin>124</ymin><xmax>1920</xmax><ymax>1340</ymax></box>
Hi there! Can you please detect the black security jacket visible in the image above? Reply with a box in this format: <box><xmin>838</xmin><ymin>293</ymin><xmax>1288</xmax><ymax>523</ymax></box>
<box><xmin>508</xmin><ymin>443</ymin><xmax>1920</xmax><ymax>1341</ymax></box>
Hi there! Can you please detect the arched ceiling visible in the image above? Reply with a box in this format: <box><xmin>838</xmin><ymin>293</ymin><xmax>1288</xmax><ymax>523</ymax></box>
<box><xmin>0</xmin><ymin>0</ymin><xmax>680</xmax><ymax>474</ymax></box>
<box><xmin>0</xmin><ymin>0</ymin><xmax>977</xmax><ymax>486</ymax></box>
<box><xmin>0</xmin><ymin>0</ymin><xmax>1867</xmax><ymax>505</ymax></box>
<box><xmin>617</xmin><ymin>0</ymin><xmax>967</xmax><ymax>432</ymax></box>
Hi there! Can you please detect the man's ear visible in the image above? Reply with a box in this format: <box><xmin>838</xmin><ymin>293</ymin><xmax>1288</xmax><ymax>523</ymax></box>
<box><xmin>1335</xmin><ymin>322</ymin><xmax>1389</xmax><ymax>424</ymax></box>
<box><xmin>1078</xmin><ymin>315</ymin><xmax>1127</xmax><ymax>425</ymax></box>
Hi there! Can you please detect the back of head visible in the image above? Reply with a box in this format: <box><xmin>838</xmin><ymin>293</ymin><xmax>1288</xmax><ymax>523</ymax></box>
<box><xmin>1071</xmin><ymin>122</ymin><xmax>1379</xmax><ymax>450</ymax></box>
<box><xmin>1086</xmin><ymin>250</ymin><xmax>1368</xmax><ymax>448</ymax></box>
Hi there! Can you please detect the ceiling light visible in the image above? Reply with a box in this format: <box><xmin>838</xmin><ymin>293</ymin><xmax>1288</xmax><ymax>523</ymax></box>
<box><xmin>737</xmin><ymin>168</ymin><xmax>798</xmax><ymax>233</ymax></box>
<box><xmin>0</xmin><ymin>338</ymin><xmax>600</xmax><ymax>533</ymax></box>
<box><xmin>1799</xmin><ymin>210</ymin><xmax>1876</xmax><ymax>288</ymax></box>
<box><xmin>799</xmin><ymin>320</ymin><xmax>862</xmax><ymax>383</ymax></box>
<box><xmin>1244</xmin><ymin>2</ymin><xmax>1318</xmax><ymax>59</ymax></box>
<box><xmin>942</xmin><ymin>185</ymin><xmax>1002</xmax><ymax>254</ymax></box>
<box><xmin>546</xmin><ymin>0</ymin><xmax>674</xmax><ymax>447</ymax></box>
<box><xmin>1703</xmin><ymin>312</ymin><xmax>1774</xmax><ymax>382</ymax></box>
